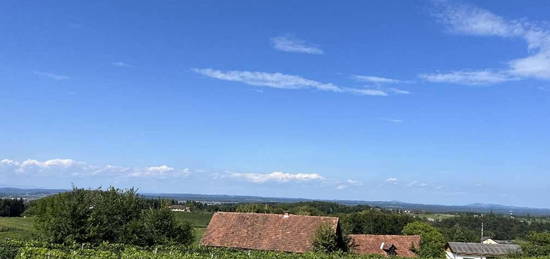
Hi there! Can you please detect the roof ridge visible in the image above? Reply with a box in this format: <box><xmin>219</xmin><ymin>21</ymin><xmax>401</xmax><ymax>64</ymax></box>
<box><xmin>213</xmin><ymin>211</ymin><xmax>339</xmax><ymax>220</ymax></box>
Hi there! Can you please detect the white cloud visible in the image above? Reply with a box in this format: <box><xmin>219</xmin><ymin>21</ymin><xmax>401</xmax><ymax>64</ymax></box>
<box><xmin>385</xmin><ymin>177</ymin><xmax>398</xmax><ymax>184</ymax></box>
<box><xmin>270</xmin><ymin>36</ymin><xmax>323</xmax><ymax>55</ymax></box>
<box><xmin>0</xmin><ymin>159</ymin><xmax>19</xmax><ymax>167</ymax></box>
<box><xmin>22</xmin><ymin>158</ymin><xmax>81</xmax><ymax>168</ymax></box>
<box><xmin>427</xmin><ymin>2</ymin><xmax>550</xmax><ymax>83</ymax></box>
<box><xmin>193</xmin><ymin>68</ymin><xmax>391</xmax><ymax>96</ymax></box>
<box><xmin>112</xmin><ymin>62</ymin><xmax>133</xmax><ymax>68</ymax></box>
<box><xmin>419</xmin><ymin>70</ymin><xmax>517</xmax><ymax>85</ymax></box>
<box><xmin>146</xmin><ymin>165</ymin><xmax>174</xmax><ymax>173</ymax></box>
<box><xmin>33</xmin><ymin>71</ymin><xmax>70</xmax><ymax>80</ymax></box>
<box><xmin>353</xmin><ymin>75</ymin><xmax>404</xmax><ymax>84</ymax></box>
<box><xmin>509</xmin><ymin>52</ymin><xmax>550</xmax><ymax>79</ymax></box>
<box><xmin>0</xmin><ymin>158</ymin><xmax>190</xmax><ymax>178</ymax></box>
<box><xmin>230</xmin><ymin>171</ymin><xmax>324</xmax><ymax>183</ymax></box>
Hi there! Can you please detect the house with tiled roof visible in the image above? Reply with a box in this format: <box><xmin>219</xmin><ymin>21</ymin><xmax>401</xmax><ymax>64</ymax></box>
<box><xmin>349</xmin><ymin>234</ymin><xmax>421</xmax><ymax>257</ymax></box>
<box><xmin>200</xmin><ymin>212</ymin><xmax>343</xmax><ymax>253</ymax></box>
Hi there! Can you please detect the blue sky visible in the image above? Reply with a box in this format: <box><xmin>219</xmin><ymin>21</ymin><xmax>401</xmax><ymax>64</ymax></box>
<box><xmin>1</xmin><ymin>0</ymin><xmax>550</xmax><ymax>208</ymax></box>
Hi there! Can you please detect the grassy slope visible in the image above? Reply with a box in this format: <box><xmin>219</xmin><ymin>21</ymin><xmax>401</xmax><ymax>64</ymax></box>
<box><xmin>0</xmin><ymin>217</ymin><xmax>35</xmax><ymax>241</ymax></box>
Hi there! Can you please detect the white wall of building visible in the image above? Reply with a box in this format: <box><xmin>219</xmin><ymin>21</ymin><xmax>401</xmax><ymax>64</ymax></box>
<box><xmin>446</xmin><ymin>251</ymin><xmax>486</xmax><ymax>259</ymax></box>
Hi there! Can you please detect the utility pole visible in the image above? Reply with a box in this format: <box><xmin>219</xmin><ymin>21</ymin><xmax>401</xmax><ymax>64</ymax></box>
<box><xmin>481</xmin><ymin>221</ymin><xmax>484</xmax><ymax>243</ymax></box>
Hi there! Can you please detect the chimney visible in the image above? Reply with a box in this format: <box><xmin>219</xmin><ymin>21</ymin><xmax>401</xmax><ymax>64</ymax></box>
<box><xmin>283</xmin><ymin>212</ymin><xmax>289</xmax><ymax>218</ymax></box>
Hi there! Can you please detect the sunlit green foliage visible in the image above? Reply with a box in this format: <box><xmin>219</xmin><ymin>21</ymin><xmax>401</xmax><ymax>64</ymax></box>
<box><xmin>29</xmin><ymin>187</ymin><xmax>193</xmax><ymax>246</ymax></box>
<box><xmin>522</xmin><ymin>232</ymin><xmax>550</xmax><ymax>256</ymax></box>
<box><xmin>402</xmin><ymin>222</ymin><xmax>446</xmax><ymax>258</ymax></box>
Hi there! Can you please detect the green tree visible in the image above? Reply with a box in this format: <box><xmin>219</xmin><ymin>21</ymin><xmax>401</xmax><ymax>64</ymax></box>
<box><xmin>139</xmin><ymin>208</ymin><xmax>194</xmax><ymax>246</ymax></box>
<box><xmin>311</xmin><ymin>223</ymin><xmax>349</xmax><ymax>253</ymax></box>
<box><xmin>341</xmin><ymin>209</ymin><xmax>414</xmax><ymax>235</ymax></box>
<box><xmin>403</xmin><ymin>221</ymin><xmax>446</xmax><ymax>258</ymax></box>
<box><xmin>290</xmin><ymin>205</ymin><xmax>322</xmax><ymax>216</ymax></box>
<box><xmin>442</xmin><ymin>224</ymin><xmax>479</xmax><ymax>242</ymax></box>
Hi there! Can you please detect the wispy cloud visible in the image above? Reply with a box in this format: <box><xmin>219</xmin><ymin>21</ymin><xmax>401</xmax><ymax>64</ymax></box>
<box><xmin>420</xmin><ymin>70</ymin><xmax>517</xmax><ymax>85</ymax></box>
<box><xmin>353</xmin><ymin>75</ymin><xmax>405</xmax><ymax>84</ymax></box>
<box><xmin>193</xmin><ymin>68</ymin><xmax>390</xmax><ymax>96</ymax></box>
<box><xmin>424</xmin><ymin>1</ymin><xmax>550</xmax><ymax>84</ymax></box>
<box><xmin>33</xmin><ymin>71</ymin><xmax>70</xmax><ymax>80</ymax></box>
<box><xmin>230</xmin><ymin>171</ymin><xmax>324</xmax><ymax>183</ymax></box>
<box><xmin>112</xmin><ymin>62</ymin><xmax>133</xmax><ymax>68</ymax></box>
<box><xmin>271</xmin><ymin>36</ymin><xmax>323</xmax><ymax>54</ymax></box>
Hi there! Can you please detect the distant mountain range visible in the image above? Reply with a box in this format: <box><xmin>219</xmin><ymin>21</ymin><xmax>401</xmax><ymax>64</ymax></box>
<box><xmin>2</xmin><ymin>187</ymin><xmax>550</xmax><ymax>216</ymax></box>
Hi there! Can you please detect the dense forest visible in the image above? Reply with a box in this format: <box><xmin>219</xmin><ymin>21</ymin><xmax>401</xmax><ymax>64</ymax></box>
<box><xmin>0</xmin><ymin>198</ymin><xmax>25</xmax><ymax>217</ymax></box>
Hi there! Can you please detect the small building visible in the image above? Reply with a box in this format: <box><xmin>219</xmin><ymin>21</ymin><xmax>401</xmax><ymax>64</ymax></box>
<box><xmin>446</xmin><ymin>242</ymin><xmax>521</xmax><ymax>259</ymax></box>
<box><xmin>349</xmin><ymin>234</ymin><xmax>421</xmax><ymax>257</ymax></box>
<box><xmin>201</xmin><ymin>212</ymin><xmax>342</xmax><ymax>253</ymax></box>
<box><xmin>168</xmin><ymin>204</ymin><xmax>191</xmax><ymax>212</ymax></box>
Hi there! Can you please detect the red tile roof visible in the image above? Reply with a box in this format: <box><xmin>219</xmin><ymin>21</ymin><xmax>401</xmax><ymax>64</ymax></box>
<box><xmin>201</xmin><ymin>212</ymin><xmax>340</xmax><ymax>253</ymax></box>
<box><xmin>349</xmin><ymin>234</ymin><xmax>421</xmax><ymax>257</ymax></box>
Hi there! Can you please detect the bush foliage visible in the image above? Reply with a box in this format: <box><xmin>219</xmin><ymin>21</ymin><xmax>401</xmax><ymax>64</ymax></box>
<box><xmin>402</xmin><ymin>222</ymin><xmax>446</xmax><ymax>258</ymax></box>
<box><xmin>523</xmin><ymin>232</ymin><xmax>550</xmax><ymax>257</ymax></box>
<box><xmin>311</xmin><ymin>223</ymin><xmax>348</xmax><ymax>253</ymax></box>
<box><xmin>29</xmin><ymin>187</ymin><xmax>193</xmax><ymax>246</ymax></box>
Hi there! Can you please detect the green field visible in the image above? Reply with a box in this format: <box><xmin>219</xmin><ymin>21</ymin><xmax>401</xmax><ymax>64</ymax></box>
<box><xmin>174</xmin><ymin>212</ymin><xmax>213</xmax><ymax>244</ymax></box>
<box><xmin>174</xmin><ymin>211</ymin><xmax>213</xmax><ymax>228</ymax></box>
<box><xmin>0</xmin><ymin>217</ymin><xmax>35</xmax><ymax>241</ymax></box>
